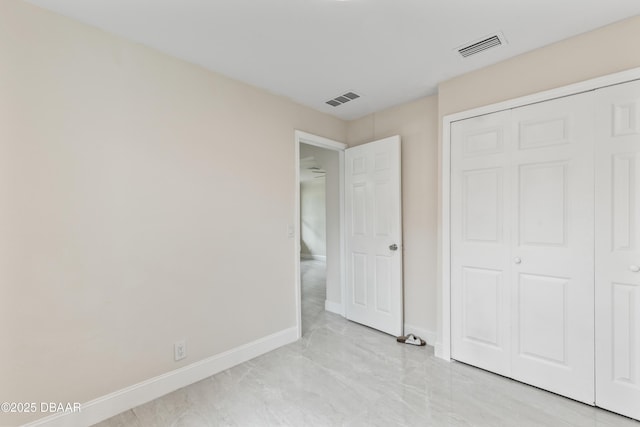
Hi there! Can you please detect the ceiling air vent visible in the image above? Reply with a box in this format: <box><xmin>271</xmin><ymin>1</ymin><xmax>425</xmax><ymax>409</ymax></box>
<box><xmin>326</xmin><ymin>91</ymin><xmax>361</xmax><ymax>107</ymax></box>
<box><xmin>457</xmin><ymin>32</ymin><xmax>506</xmax><ymax>58</ymax></box>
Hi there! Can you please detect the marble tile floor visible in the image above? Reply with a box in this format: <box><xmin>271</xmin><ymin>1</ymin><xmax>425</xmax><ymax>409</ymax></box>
<box><xmin>95</xmin><ymin>260</ymin><xmax>638</xmax><ymax>427</ymax></box>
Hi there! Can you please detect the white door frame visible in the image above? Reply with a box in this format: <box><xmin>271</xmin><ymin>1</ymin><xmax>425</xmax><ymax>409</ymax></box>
<box><xmin>294</xmin><ymin>130</ymin><xmax>347</xmax><ymax>339</ymax></box>
<box><xmin>438</xmin><ymin>66</ymin><xmax>640</xmax><ymax>361</ymax></box>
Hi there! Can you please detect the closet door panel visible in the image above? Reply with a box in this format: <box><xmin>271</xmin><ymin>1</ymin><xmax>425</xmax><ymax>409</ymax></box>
<box><xmin>510</xmin><ymin>92</ymin><xmax>595</xmax><ymax>404</ymax></box>
<box><xmin>595</xmin><ymin>80</ymin><xmax>640</xmax><ymax>421</ymax></box>
<box><xmin>451</xmin><ymin>110</ymin><xmax>512</xmax><ymax>376</ymax></box>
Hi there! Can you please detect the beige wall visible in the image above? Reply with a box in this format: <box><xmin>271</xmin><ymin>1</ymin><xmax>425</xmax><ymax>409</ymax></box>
<box><xmin>0</xmin><ymin>1</ymin><xmax>345</xmax><ymax>424</ymax></box>
<box><xmin>436</xmin><ymin>15</ymin><xmax>640</xmax><ymax>346</ymax></box>
<box><xmin>439</xmin><ymin>15</ymin><xmax>640</xmax><ymax>117</ymax></box>
<box><xmin>347</xmin><ymin>96</ymin><xmax>439</xmax><ymax>336</ymax></box>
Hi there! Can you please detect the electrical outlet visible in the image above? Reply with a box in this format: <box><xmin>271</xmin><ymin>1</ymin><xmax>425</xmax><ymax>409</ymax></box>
<box><xmin>174</xmin><ymin>340</ymin><xmax>186</xmax><ymax>361</ymax></box>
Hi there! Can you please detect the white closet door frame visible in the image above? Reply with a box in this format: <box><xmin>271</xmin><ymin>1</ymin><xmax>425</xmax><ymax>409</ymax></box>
<box><xmin>438</xmin><ymin>67</ymin><xmax>640</xmax><ymax>361</ymax></box>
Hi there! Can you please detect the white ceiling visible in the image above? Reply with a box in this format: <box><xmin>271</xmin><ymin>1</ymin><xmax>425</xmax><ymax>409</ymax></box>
<box><xmin>25</xmin><ymin>0</ymin><xmax>640</xmax><ymax>120</ymax></box>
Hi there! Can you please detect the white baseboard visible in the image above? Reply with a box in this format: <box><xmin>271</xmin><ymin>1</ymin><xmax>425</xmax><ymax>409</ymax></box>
<box><xmin>434</xmin><ymin>342</ymin><xmax>445</xmax><ymax>359</ymax></box>
<box><xmin>24</xmin><ymin>327</ymin><xmax>298</xmax><ymax>427</ymax></box>
<box><xmin>403</xmin><ymin>324</ymin><xmax>436</xmax><ymax>347</ymax></box>
<box><xmin>324</xmin><ymin>300</ymin><xmax>344</xmax><ymax>316</ymax></box>
<box><xmin>300</xmin><ymin>254</ymin><xmax>326</xmax><ymax>261</ymax></box>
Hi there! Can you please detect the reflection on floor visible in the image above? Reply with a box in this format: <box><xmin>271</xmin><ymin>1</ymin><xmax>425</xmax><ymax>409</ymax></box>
<box><xmin>301</xmin><ymin>258</ymin><xmax>327</xmax><ymax>336</ymax></box>
<box><xmin>95</xmin><ymin>259</ymin><xmax>638</xmax><ymax>426</ymax></box>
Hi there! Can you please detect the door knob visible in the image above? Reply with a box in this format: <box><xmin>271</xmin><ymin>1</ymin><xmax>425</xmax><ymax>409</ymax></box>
<box><xmin>389</xmin><ymin>244</ymin><xmax>398</xmax><ymax>251</ymax></box>
<box><xmin>630</xmin><ymin>265</ymin><xmax>640</xmax><ymax>273</ymax></box>
<box><xmin>513</xmin><ymin>257</ymin><xmax>522</xmax><ymax>264</ymax></box>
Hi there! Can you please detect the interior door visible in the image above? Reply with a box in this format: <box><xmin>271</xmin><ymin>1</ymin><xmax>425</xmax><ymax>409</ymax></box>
<box><xmin>345</xmin><ymin>135</ymin><xmax>403</xmax><ymax>336</ymax></box>
<box><xmin>509</xmin><ymin>92</ymin><xmax>595</xmax><ymax>404</ymax></box>
<box><xmin>451</xmin><ymin>110</ymin><xmax>513</xmax><ymax>376</ymax></box>
<box><xmin>595</xmin><ymin>79</ymin><xmax>640</xmax><ymax>420</ymax></box>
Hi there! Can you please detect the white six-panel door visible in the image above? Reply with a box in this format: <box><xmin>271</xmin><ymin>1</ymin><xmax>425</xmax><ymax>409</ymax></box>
<box><xmin>509</xmin><ymin>93</ymin><xmax>595</xmax><ymax>404</ymax></box>
<box><xmin>451</xmin><ymin>110</ymin><xmax>513</xmax><ymax>376</ymax></box>
<box><xmin>345</xmin><ymin>136</ymin><xmax>403</xmax><ymax>336</ymax></box>
<box><xmin>451</xmin><ymin>92</ymin><xmax>595</xmax><ymax>404</ymax></box>
<box><xmin>595</xmin><ymin>80</ymin><xmax>640</xmax><ymax>420</ymax></box>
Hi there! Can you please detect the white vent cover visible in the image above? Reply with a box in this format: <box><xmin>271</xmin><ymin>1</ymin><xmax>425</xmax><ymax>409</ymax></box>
<box><xmin>457</xmin><ymin>32</ymin><xmax>507</xmax><ymax>58</ymax></box>
<box><xmin>326</xmin><ymin>91</ymin><xmax>360</xmax><ymax>107</ymax></box>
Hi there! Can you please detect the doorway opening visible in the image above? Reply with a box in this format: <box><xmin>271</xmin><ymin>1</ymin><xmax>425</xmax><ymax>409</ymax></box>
<box><xmin>299</xmin><ymin>149</ymin><xmax>329</xmax><ymax>335</ymax></box>
<box><xmin>294</xmin><ymin>131</ymin><xmax>346</xmax><ymax>338</ymax></box>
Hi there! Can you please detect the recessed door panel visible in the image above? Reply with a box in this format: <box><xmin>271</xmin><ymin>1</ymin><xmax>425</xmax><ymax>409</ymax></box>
<box><xmin>352</xmin><ymin>253</ymin><xmax>367</xmax><ymax>307</ymax></box>
<box><xmin>375</xmin><ymin>256</ymin><xmax>391</xmax><ymax>313</ymax></box>
<box><xmin>462</xmin><ymin>267</ymin><xmax>502</xmax><ymax>347</ymax></box>
<box><xmin>611</xmin><ymin>283</ymin><xmax>639</xmax><ymax>385</ymax></box>
<box><xmin>352</xmin><ymin>156</ymin><xmax>366</xmax><ymax>174</ymax></box>
<box><xmin>463</xmin><ymin>169</ymin><xmax>502</xmax><ymax>243</ymax></box>
<box><xmin>463</xmin><ymin>128</ymin><xmax>504</xmax><ymax>157</ymax></box>
<box><xmin>519</xmin><ymin>162</ymin><xmax>567</xmax><ymax>247</ymax></box>
<box><xmin>352</xmin><ymin>184</ymin><xmax>367</xmax><ymax>236</ymax></box>
<box><xmin>612</xmin><ymin>154</ymin><xmax>636</xmax><ymax>251</ymax></box>
<box><xmin>374</xmin><ymin>181</ymin><xmax>392</xmax><ymax>237</ymax></box>
<box><xmin>613</xmin><ymin>102</ymin><xmax>640</xmax><ymax>136</ymax></box>
<box><xmin>518</xmin><ymin>274</ymin><xmax>568</xmax><ymax>365</ymax></box>
<box><xmin>518</xmin><ymin>117</ymin><xmax>569</xmax><ymax>149</ymax></box>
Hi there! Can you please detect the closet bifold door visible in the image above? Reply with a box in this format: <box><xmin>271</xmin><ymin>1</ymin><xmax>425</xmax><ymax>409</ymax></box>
<box><xmin>451</xmin><ymin>110</ymin><xmax>513</xmax><ymax>376</ymax></box>
<box><xmin>509</xmin><ymin>92</ymin><xmax>595</xmax><ymax>404</ymax></box>
<box><xmin>595</xmin><ymin>80</ymin><xmax>640</xmax><ymax>421</ymax></box>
